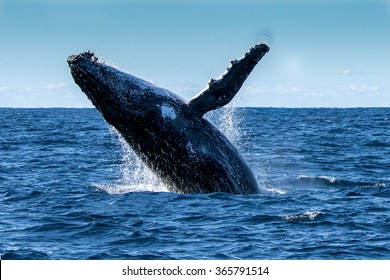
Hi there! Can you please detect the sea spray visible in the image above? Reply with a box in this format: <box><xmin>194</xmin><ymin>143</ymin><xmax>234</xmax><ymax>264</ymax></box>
<box><xmin>216</xmin><ymin>107</ymin><xmax>241</xmax><ymax>147</ymax></box>
<box><xmin>107</xmin><ymin>126</ymin><xmax>166</xmax><ymax>193</ymax></box>
<box><xmin>206</xmin><ymin>106</ymin><xmax>242</xmax><ymax>148</ymax></box>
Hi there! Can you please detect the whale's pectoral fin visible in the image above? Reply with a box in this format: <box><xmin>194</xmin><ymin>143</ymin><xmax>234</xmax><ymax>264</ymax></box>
<box><xmin>187</xmin><ymin>43</ymin><xmax>269</xmax><ymax>117</ymax></box>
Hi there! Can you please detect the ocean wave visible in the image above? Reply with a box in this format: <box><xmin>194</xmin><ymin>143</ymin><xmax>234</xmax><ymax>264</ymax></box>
<box><xmin>263</xmin><ymin>187</ymin><xmax>287</xmax><ymax>195</ymax></box>
<box><xmin>282</xmin><ymin>211</ymin><xmax>325</xmax><ymax>222</ymax></box>
<box><xmin>296</xmin><ymin>175</ymin><xmax>339</xmax><ymax>185</ymax></box>
<box><xmin>1</xmin><ymin>249</ymin><xmax>50</xmax><ymax>260</ymax></box>
<box><xmin>293</xmin><ymin>175</ymin><xmax>387</xmax><ymax>188</ymax></box>
<box><xmin>363</xmin><ymin>140</ymin><xmax>390</xmax><ymax>148</ymax></box>
<box><xmin>92</xmin><ymin>183</ymin><xmax>168</xmax><ymax>194</ymax></box>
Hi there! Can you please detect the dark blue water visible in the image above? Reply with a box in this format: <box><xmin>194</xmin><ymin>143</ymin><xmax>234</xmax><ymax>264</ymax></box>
<box><xmin>1</xmin><ymin>107</ymin><xmax>389</xmax><ymax>259</ymax></box>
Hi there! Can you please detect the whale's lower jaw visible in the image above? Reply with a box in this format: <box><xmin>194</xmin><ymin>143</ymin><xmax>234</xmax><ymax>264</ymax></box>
<box><xmin>69</xmin><ymin>65</ymin><xmax>103</xmax><ymax>108</ymax></box>
<box><xmin>68</xmin><ymin>58</ymin><xmax>132</xmax><ymax>128</ymax></box>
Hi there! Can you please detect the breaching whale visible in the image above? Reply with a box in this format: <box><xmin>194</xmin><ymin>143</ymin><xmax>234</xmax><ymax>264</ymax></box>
<box><xmin>68</xmin><ymin>43</ymin><xmax>269</xmax><ymax>194</ymax></box>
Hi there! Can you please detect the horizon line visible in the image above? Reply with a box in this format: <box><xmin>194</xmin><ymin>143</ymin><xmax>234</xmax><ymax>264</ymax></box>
<box><xmin>1</xmin><ymin>106</ymin><xmax>389</xmax><ymax>109</ymax></box>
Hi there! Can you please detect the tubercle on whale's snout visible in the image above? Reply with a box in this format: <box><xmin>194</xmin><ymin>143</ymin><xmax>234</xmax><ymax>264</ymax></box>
<box><xmin>67</xmin><ymin>51</ymin><xmax>99</xmax><ymax>66</ymax></box>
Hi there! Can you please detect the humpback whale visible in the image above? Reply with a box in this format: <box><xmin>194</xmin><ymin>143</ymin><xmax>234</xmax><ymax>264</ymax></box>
<box><xmin>68</xmin><ymin>43</ymin><xmax>269</xmax><ymax>194</ymax></box>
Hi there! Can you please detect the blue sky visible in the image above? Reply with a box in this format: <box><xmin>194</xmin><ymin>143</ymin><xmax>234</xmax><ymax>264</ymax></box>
<box><xmin>0</xmin><ymin>0</ymin><xmax>389</xmax><ymax>107</ymax></box>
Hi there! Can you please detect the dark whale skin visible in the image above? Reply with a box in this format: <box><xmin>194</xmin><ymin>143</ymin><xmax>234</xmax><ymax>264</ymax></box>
<box><xmin>68</xmin><ymin>43</ymin><xmax>269</xmax><ymax>194</ymax></box>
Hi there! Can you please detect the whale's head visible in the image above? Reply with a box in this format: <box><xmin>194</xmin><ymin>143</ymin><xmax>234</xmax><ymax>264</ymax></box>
<box><xmin>67</xmin><ymin>51</ymin><xmax>180</xmax><ymax>131</ymax></box>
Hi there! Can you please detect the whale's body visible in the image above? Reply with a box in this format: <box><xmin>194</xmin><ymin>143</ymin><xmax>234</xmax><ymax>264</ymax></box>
<box><xmin>68</xmin><ymin>43</ymin><xmax>269</xmax><ymax>194</ymax></box>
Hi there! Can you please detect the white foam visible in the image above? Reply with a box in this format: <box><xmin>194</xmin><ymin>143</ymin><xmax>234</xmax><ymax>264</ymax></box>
<box><xmin>283</xmin><ymin>211</ymin><xmax>325</xmax><ymax>222</ymax></box>
<box><xmin>264</xmin><ymin>187</ymin><xmax>287</xmax><ymax>195</ymax></box>
<box><xmin>318</xmin><ymin>176</ymin><xmax>337</xmax><ymax>183</ymax></box>
<box><xmin>93</xmin><ymin>183</ymin><xmax>167</xmax><ymax>195</ymax></box>
<box><xmin>297</xmin><ymin>175</ymin><xmax>337</xmax><ymax>183</ymax></box>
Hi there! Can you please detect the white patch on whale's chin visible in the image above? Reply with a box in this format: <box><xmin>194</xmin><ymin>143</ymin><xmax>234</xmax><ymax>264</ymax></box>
<box><xmin>160</xmin><ymin>104</ymin><xmax>177</xmax><ymax>120</ymax></box>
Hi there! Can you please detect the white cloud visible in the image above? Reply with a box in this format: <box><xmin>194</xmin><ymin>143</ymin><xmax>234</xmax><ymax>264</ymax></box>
<box><xmin>276</xmin><ymin>84</ymin><xmax>302</xmax><ymax>93</ymax></box>
<box><xmin>339</xmin><ymin>68</ymin><xmax>367</xmax><ymax>76</ymax></box>
<box><xmin>340</xmin><ymin>69</ymin><xmax>353</xmax><ymax>75</ymax></box>
<box><xmin>233</xmin><ymin>82</ymin><xmax>390</xmax><ymax>108</ymax></box>
<box><xmin>0</xmin><ymin>86</ymin><xmax>7</xmax><ymax>92</ymax></box>
<box><xmin>168</xmin><ymin>83</ymin><xmax>203</xmax><ymax>100</ymax></box>
<box><xmin>44</xmin><ymin>82</ymin><xmax>65</xmax><ymax>91</ymax></box>
<box><xmin>244</xmin><ymin>86</ymin><xmax>265</xmax><ymax>95</ymax></box>
<box><xmin>348</xmin><ymin>84</ymin><xmax>379</xmax><ymax>92</ymax></box>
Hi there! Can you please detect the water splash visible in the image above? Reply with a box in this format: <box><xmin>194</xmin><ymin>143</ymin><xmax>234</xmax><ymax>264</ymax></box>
<box><xmin>207</xmin><ymin>106</ymin><xmax>242</xmax><ymax>147</ymax></box>
<box><xmin>264</xmin><ymin>186</ymin><xmax>286</xmax><ymax>195</ymax></box>
<box><xmin>99</xmin><ymin>127</ymin><xmax>167</xmax><ymax>194</ymax></box>
<box><xmin>257</xmin><ymin>166</ymin><xmax>287</xmax><ymax>195</ymax></box>
<box><xmin>217</xmin><ymin>107</ymin><xmax>241</xmax><ymax>146</ymax></box>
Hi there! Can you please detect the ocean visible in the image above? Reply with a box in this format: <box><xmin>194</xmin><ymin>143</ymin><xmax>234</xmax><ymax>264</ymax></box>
<box><xmin>0</xmin><ymin>107</ymin><xmax>389</xmax><ymax>260</ymax></box>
